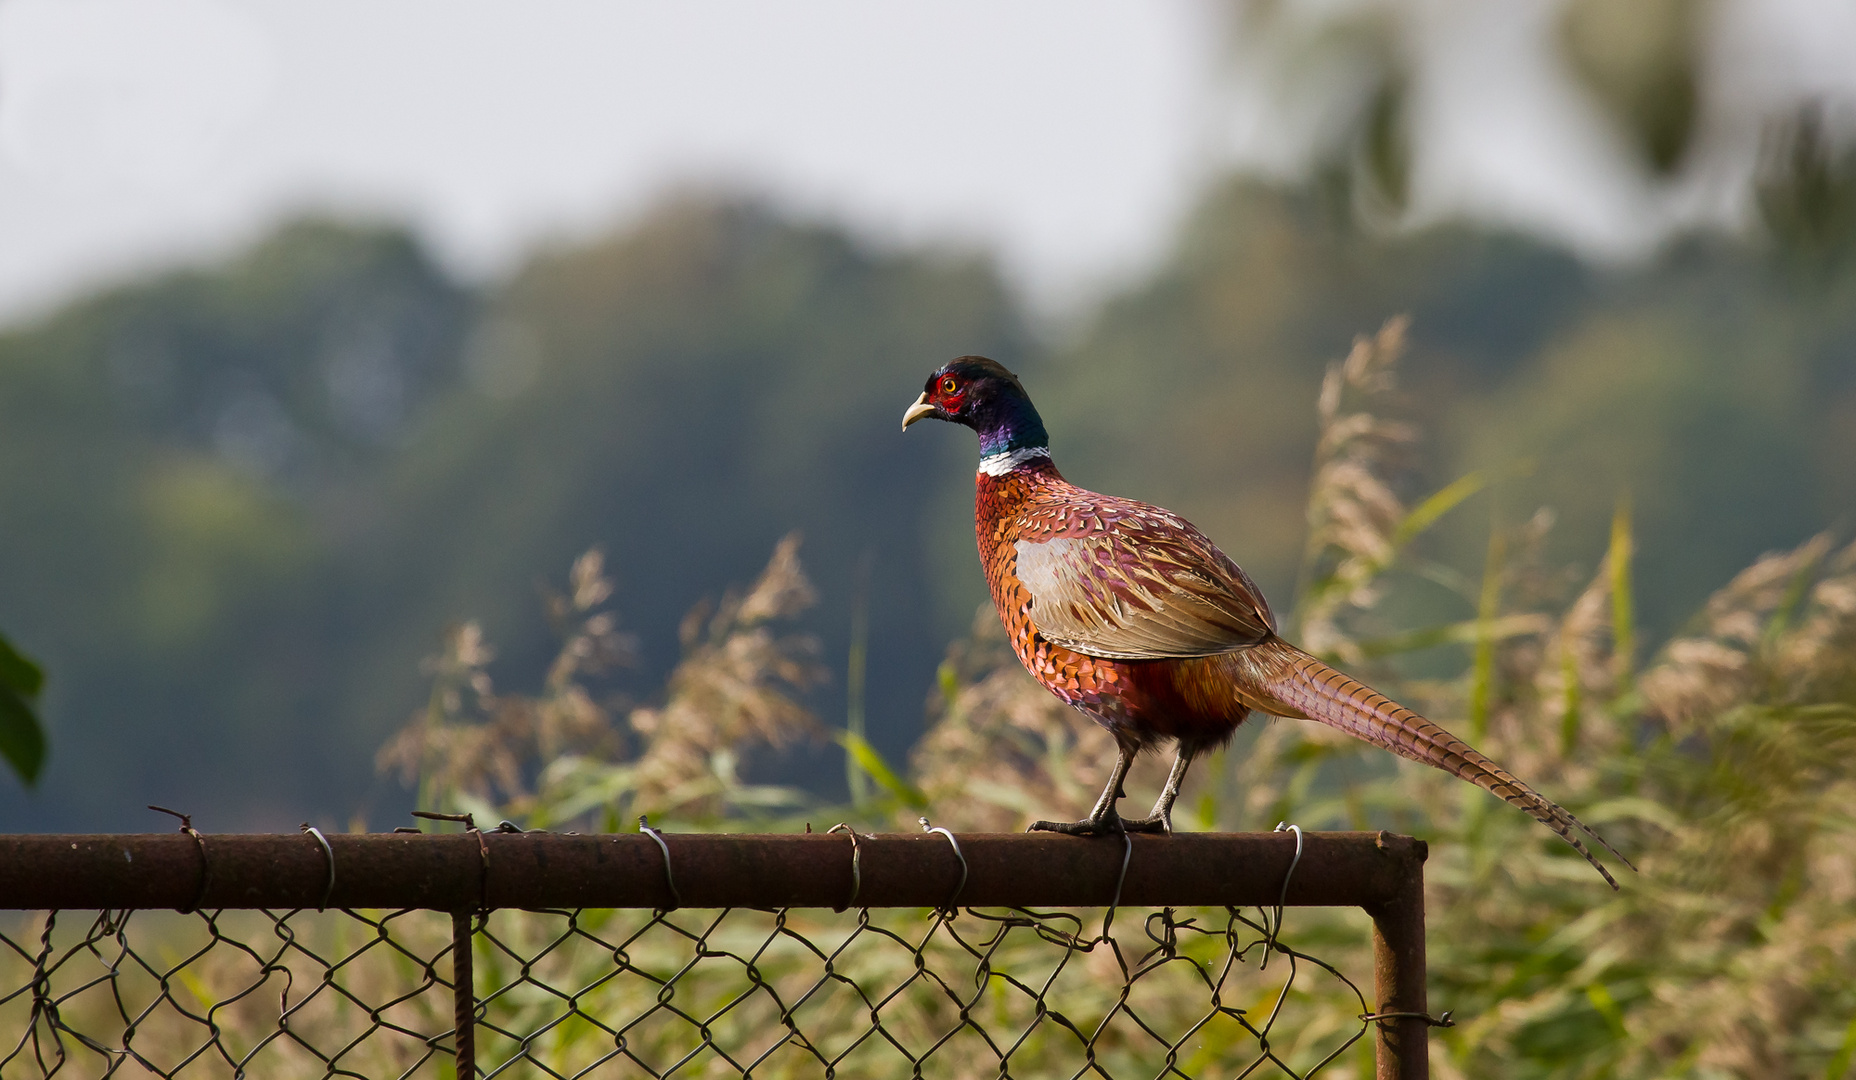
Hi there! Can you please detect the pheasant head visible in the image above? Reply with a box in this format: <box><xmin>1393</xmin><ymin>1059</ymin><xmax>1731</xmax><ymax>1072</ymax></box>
<box><xmin>902</xmin><ymin>356</ymin><xmax>1051</xmax><ymax>473</ymax></box>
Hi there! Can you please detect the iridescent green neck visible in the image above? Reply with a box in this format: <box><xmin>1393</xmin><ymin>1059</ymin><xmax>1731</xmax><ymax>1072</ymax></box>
<box><xmin>975</xmin><ymin>394</ymin><xmax>1048</xmax><ymax>459</ymax></box>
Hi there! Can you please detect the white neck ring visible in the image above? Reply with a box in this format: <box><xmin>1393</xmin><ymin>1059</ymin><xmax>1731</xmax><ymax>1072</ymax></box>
<box><xmin>977</xmin><ymin>446</ymin><xmax>1051</xmax><ymax>476</ymax></box>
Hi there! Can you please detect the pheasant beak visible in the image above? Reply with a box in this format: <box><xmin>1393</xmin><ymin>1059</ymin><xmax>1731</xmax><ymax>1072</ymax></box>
<box><xmin>902</xmin><ymin>392</ymin><xmax>937</xmax><ymax>431</ymax></box>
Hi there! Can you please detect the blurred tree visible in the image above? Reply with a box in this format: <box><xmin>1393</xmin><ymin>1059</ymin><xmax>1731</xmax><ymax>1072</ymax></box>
<box><xmin>1758</xmin><ymin>103</ymin><xmax>1856</xmax><ymax>278</ymax></box>
<box><xmin>88</xmin><ymin>221</ymin><xmax>472</xmax><ymax>478</ymax></box>
<box><xmin>1558</xmin><ymin>0</ymin><xmax>1702</xmax><ymax>174</ymax></box>
<box><xmin>1215</xmin><ymin>0</ymin><xmax>1856</xmax><ymax>254</ymax></box>
<box><xmin>0</xmin><ymin>198</ymin><xmax>1022</xmax><ymax>829</ymax></box>
<box><xmin>0</xmin><ymin>221</ymin><xmax>473</xmax><ymax>828</ymax></box>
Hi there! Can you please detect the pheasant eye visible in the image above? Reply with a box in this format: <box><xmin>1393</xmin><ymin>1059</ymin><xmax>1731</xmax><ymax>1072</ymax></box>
<box><xmin>941</xmin><ymin>377</ymin><xmax>958</xmax><ymax>395</ymax></box>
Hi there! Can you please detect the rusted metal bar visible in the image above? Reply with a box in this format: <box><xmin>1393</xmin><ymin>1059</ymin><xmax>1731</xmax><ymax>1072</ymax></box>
<box><xmin>0</xmin><ymin>830</ymin><xmax>1424</xmax><ymax>912</ymax></box>
<box><xmin>1367</xmin><ymin>838</ymin><xmax>1430</xmax><ymax>1080</ymax></box>
<box><xmin>451</xmin><ymin>910</ymin><xmax>476</xmax><ymax>1080</ymax></box>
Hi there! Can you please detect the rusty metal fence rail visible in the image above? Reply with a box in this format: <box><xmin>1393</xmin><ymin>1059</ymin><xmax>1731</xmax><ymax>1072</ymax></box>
<box><xmin>0</xmin><ymin>829</ymin><xmax>1430</xmax><ymax>1079</ymax></box>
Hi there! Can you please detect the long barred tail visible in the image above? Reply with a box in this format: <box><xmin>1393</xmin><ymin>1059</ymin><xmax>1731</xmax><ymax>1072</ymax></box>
<box><xmin>1234</xmin><ymin>637</ymin><xmax>1633</xmax><ymax>889</ymax></box>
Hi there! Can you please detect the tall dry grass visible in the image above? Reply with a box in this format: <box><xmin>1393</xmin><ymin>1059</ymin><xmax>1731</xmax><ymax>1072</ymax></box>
<box><xmin>378</xmin><ymin>534</ymin><xmax>825</xmax><ymax>832</ymax></box>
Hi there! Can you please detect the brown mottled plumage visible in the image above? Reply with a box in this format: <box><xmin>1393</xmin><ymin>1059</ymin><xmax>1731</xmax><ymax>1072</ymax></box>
<box><xmin>904</xmin><ymin>355</ymin><xmax>1630</xmax><ymax>888</ymax></box>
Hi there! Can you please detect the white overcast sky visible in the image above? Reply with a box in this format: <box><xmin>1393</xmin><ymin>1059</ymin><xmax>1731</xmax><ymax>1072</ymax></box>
<box><xmin>1</xmin><ymin>0</ymin><xmax>1853</xmax><ymax>328</ymax></box>
<box><xmin>0</xmin><ymin>0</ymin><xmax>1225</xmax><ymax>326</ymax></box>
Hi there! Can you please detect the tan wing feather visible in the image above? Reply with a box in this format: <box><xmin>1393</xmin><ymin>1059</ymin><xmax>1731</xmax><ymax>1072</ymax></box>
<box><xmin>1013</xmin><ymin>526</ymin><xmax>1273</xmax><ymax>660</ymax></box>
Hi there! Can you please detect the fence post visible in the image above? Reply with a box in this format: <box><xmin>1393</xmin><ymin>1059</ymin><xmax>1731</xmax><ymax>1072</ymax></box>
<box><xmin>1367</xmin><ymin>843</ymin><xmax>1428</xmax><ymax>1080</ymax></box>
<box><xmin>451</xmin><ymin>910</ymin><xmax>476</xmax><ymax>1079</ymax></box>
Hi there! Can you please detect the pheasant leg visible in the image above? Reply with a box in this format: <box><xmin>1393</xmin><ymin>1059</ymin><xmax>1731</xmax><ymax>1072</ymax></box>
<box><xmin>1122</xmin><ymin>745</ymin><xmax>1197</xmax><ymax>835</ymax></box>
<box><xmin>1030</xmin><ymin>746</ymin><xmax>1138</xmax><ymax>835</ymax></box>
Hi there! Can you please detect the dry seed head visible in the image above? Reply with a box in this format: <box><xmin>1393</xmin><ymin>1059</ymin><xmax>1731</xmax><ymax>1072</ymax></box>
<box><xmin>1557</xmin><ymin>558</ymin><xmax>1620</xmax><ymax>695</ymax></box>
<box><xmin>619</xmin><ymin>536</ymin><xmax>824</xmax><ymax>818</ymax></box>
<box><xmin>1774</xmin><ymin>538</ymin><xmax>1856</xmax><ymax>686</ymax></box>
<box><xmin>1299</xmin><ymin>316</ymin><xmax>1419</xmax><ymax>642</ymax></box>
<box><xmin>569</xmin><ymin>547</ymin><xmax>613</xmax><ymax>611</ymax></box>
<box><xmin>1642</xmin><ymin>534</ymin><xmax>1838</xmax><ymax>727</ymax></box>
<box><xmin>736</xmin><ymin>533</ymin><xmax>817</xmax><ymax>625</ymax></box>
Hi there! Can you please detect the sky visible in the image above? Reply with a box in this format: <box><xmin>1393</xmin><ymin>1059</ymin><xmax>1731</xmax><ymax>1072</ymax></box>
<box><xmin>1</xmin><ymin>0</ymin><xmax>1854</xmax><ymax>327</ymax></box>
<box><xmin>0</xmin><ymin>0</ymin><xmax>1220</xmax><ymax>326</ymax></box>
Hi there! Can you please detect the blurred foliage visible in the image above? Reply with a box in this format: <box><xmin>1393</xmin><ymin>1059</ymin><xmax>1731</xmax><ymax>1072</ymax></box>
<box><xmin>0</xmin><ymin>632</ymin><xmax>45</xmax><ymax>786</ymax></box>
<box><xmin>1559</xmin><ymin>0</ymin><xmax>1702</xmax><ymax>174</ymax></box>
<box><xmin>1223</xmin><ymin>0</ymin><xmax>1856</xmax><ymax>228</ymax></box>
<box><xmin>1759</xmin><ymin>103</ymin><xmax>1856</xmax><ymax>279</ymax></box>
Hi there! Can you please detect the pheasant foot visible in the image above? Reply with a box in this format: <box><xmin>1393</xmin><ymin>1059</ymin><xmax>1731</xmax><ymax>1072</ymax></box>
<box><xmin>1116</xmin><ymin>812</ymin><xmax>1172</xmax><ymax>834</ymax></box>
<box><xmin>1029</xmin><ymin>744</ymin><xmax>1156</xmax><ymax>836</ymax></box>
<box><xmin>1026</xmin><ymin>812</ymin><xmax>1166</xmax><ymax>836</ymax></box>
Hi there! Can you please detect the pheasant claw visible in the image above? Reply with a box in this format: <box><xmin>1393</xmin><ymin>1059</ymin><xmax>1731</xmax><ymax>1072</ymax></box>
<box><xmin>1028</xmin><ymin>815</ymin><xmax>1125</xmax><ymax>836</ymax></box>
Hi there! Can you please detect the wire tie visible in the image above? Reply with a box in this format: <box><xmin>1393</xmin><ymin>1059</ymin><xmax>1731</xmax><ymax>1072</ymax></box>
<box><xmin>472</xmin><ymin>826</ymin><xmax>488</xmax><ymax>911</ymax></box>
<box><xmin>918</xmin><ymin>817</ymin><xmax>968</xmax><ymax>912</ymax></box>
<box><xmin>638</xmin><ymin>816</ymin><xmax>680</xmax><ymax>910</ymax></box>
<box><xmin>1263</xmin><ymin>822</ymin><xmax>1304</xmax><ymax>969</ymax></box>
<box><xmin>1109</xmin><ymin>831</ymin><xmax>1133</xmax><ymax>910</ymax></box>
<box><xmin>298</xmin><ymin>825</ymin><xmax>336</xmax><ymax>912</ymax></box>
<box><xmin>1362</xmin><ymin>1009</ymin><xmax>1455</xmax><ymax>1028</ymax></box>
<box><xmin>1099</xmin><ymin>831</ymin><xmax>1134</xmax><ymax>940</ymax></box>
<box><xmin>149</xmin><ymin>805</ymin><xmax>211</xmax><ymax>914</ymax></box>
<box><xmin>411</xmin><ymin>810</ymin><xmax>475</xmax><ymax>829</ymax></box>
<box><xmin>826</xmin><ymin>824</ymin><xmax>863</xmax><ymax>912</ymax></box>
<box><xmin>411</xmin><ymin>810</ymin><xmax>489</xmax><ymax>909</ymax></box>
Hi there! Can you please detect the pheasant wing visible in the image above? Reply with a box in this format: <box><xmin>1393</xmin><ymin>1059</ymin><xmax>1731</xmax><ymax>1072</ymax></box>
<box><xmin>1013</xmin><ymin>511</ymin><xmax>1273</xmax><ymax>660</ymax></box>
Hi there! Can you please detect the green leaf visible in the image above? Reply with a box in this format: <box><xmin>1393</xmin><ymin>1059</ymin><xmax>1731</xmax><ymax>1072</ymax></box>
<box><xmin>833</xmin><ymin>730</ymin><xmax>928</xmax><ymax>809</ymax></box>
<box><xmin>1558</xmin><ymin>639</ymin><xmax>1584</xmax><ymax>757</ymax></box>
<box><xmin>1583</xmin><ymin>982</ymin><xmax>1629</xmax><ymax>1041</ymax></box>
<box><xmin>1469</xmin><ymin>526</ymin><xmax>1506</xmax><ymax>742</ymax></box>
<box><xmin>1295</xmin><ymin>470</ymin><xmax>1489</xmax><ymax>627</ymax></box>
<box><xmin>1391</xmin><ymin>470</ymin><xmax>1487</xmax><ymax>550</ymax></box>
<box><xmin>936</xmin><ymin>659</ymin><xmax>960</xmax><ymax>708</ymax></box>
<box><xmin>0</xmin><ymin>683</ymin><xmax>46</xmax><ymax>785</ymax></box>
<box><xmin>1361</xmin><ymin>70</ymin><xmax>1412</xmax><ymax>211</ymax></box>
<box><xmin>1609</xmin><ymin>496</ymin><xmax>1635</xmax><ymax>694</ymax></box>
<box><xmin>0</xmin><ymin>632</ymin><xmax>44</xmax><ymax>701</ymax></box>
<box><xmin>1824</xmin><ymin>1008</ymin><xmax>1856</xmax><ymax>1080</ymax></box>
<box><xmin>1763</xmin><ymin>538</ymin><xmax>1826</xmax><ymax>652</ymax></box>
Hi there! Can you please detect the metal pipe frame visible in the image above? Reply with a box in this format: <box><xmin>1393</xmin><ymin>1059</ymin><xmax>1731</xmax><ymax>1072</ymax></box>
<box><xmin>0</xmin><ymin>830</ymin><xmax>1429</xmax><ymax>1078</ymax></box>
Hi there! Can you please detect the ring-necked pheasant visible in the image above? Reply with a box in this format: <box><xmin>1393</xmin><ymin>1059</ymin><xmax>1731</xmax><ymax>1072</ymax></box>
<box><xmin>904</xmin><ymin>356</ymin><xmax>1631</xmax><ymax>888</ymax></box>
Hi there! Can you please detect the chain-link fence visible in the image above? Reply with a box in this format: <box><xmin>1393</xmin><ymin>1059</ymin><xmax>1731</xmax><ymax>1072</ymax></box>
<box><xmin>0</xmin><ymin>827</ymin><xmax>1433</xmax><ymax>1079</ymax></box>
